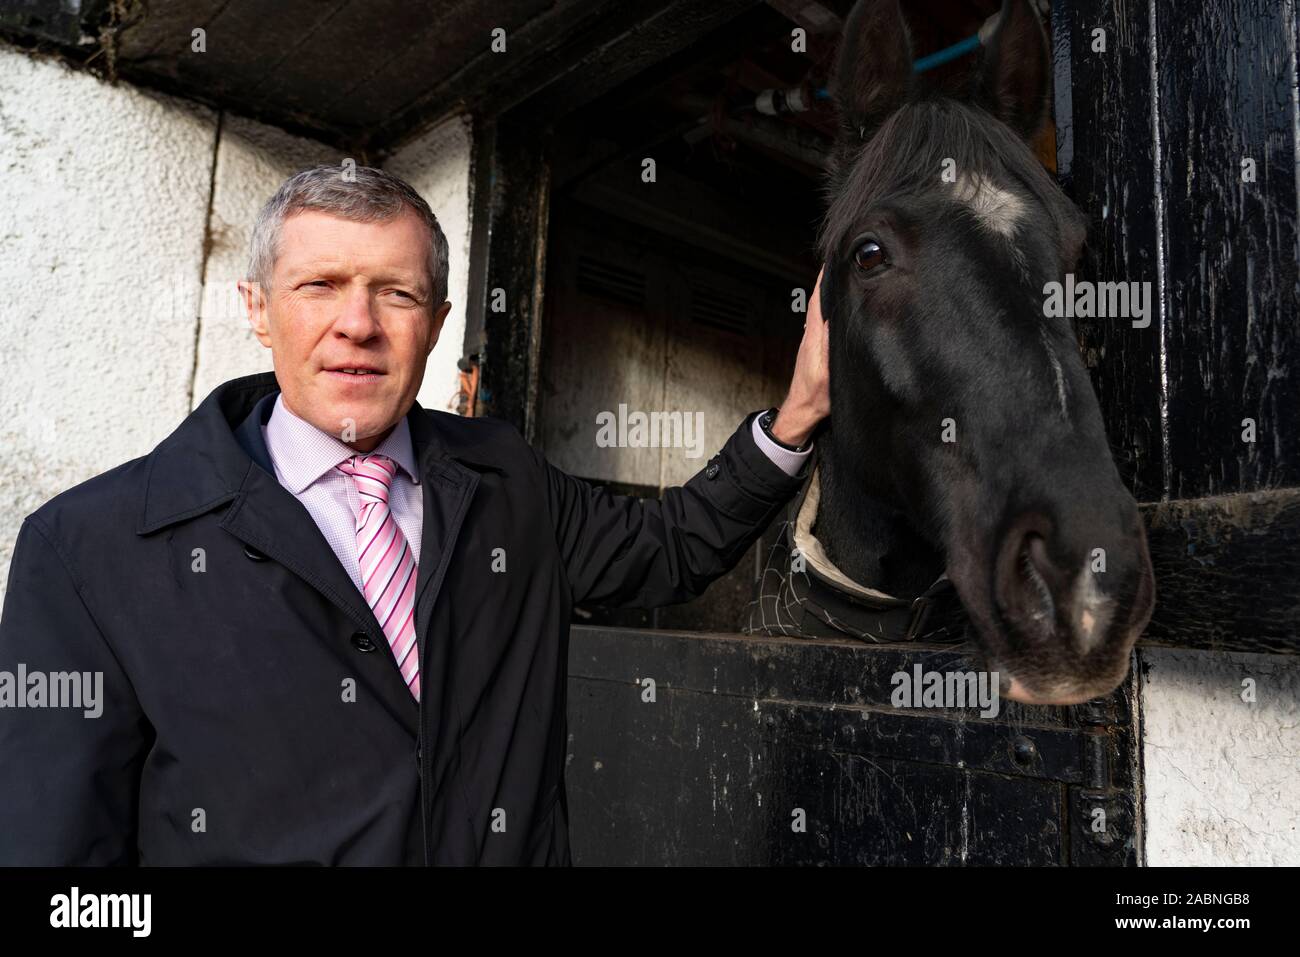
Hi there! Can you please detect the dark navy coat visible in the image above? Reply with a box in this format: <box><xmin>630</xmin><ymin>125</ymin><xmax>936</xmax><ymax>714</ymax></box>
<box><xmin>0</xmin><ymin>371</ymin><xmax>806</xmax><ymax>864</ymax></box>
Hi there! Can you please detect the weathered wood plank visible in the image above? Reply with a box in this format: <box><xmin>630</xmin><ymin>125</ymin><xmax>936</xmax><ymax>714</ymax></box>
<box><xmin>0</xmin><ymin>0</ymin><xmax>102</xmax><ymax>46</ymax></box>
<box><xmin>1140</xmin><ymin>488</ymin><xmax>1300</xmax><ymax>652</ymax></box>
<box><xmin>566</xmin><ymin>626</ymin><xmax>1140</xmax><ymax>864</ymax></box>
<box><xmin>569</xmin><ymin>625</ymin><xmax>1073</xmax><ymax>728</ymax></box>
<box><xmin>473</xmin><ymin>115</ymin><xmax>551</xmax><ymax>442</ymax></box>
<box><xmin>1155</xmin><ymin>0</ymin><xmax>1300</xmax><ymax>497</ymax></box>
<box><xmin>1054</xmin><ymin>0</ymin><xmax>1166</xmax><ymax>501</ymax></box>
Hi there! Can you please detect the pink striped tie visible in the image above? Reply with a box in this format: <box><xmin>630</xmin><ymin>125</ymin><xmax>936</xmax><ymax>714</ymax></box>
<box><xmin>336</xmin><ymin>454</ymin><xmax>420</xmax><ymax>702</ymax></box>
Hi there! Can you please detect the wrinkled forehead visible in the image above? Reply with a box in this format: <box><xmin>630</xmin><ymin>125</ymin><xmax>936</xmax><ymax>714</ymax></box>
<box><xmin>946</xmin><ymin>172</ymin><xmax>1025</xmax><ymax>239</ymax></box>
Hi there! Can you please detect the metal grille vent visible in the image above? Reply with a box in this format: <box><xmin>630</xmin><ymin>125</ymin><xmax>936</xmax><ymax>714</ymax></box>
<box><xmin>576</xmin><ymin>256</ymin><xmax>646</xmax><ymax>308</ymax></box>
<box><xmin>690</xmin><ymin>283</ymin><xmax>750</xmax><ymax>335</ymax></box>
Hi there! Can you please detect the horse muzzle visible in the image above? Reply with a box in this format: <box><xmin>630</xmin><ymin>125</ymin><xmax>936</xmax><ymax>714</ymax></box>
<box><xmin>952</xmin><ymin>499</ymin><xmax>1156</xmax><ymax>705</ymax></box>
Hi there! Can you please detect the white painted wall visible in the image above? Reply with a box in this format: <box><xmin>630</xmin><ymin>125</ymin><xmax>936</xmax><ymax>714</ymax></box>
<box><xmin>0</xmin><ymin>46</ymin><xmax>216</xmax><ymax>590</ymax></box>
<box><xmin>383</xmin><ymin>115</ymin><xmax>475</xmax><ymax>417</ymax></box>
<box><xmin>1140</xmin><ymin>648</ymin><xmax>1300</xmax><ymax>865</ymax></box>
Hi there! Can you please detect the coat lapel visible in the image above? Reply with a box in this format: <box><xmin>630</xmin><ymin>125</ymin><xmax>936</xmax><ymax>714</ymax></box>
<box><xmin>220</xmin><ymin>412</ymin><xmax>422</xmax><ymax>736</ymax></box>
<box><xmin>221</xmin><ymin>468</ymin><xmax>382</xmax><ymax>641</ymax></box>
<box><xmin>406</xmin><ymin>407</ymin><xmax>482</xmax><ymax>690</ymax></box>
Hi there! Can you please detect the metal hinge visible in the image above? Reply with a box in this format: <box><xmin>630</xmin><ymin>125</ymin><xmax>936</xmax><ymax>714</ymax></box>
<box><xmin>1068</xmin><ymin>679</ymin><xmax>1140</xmax><ymax>865</ymax></box>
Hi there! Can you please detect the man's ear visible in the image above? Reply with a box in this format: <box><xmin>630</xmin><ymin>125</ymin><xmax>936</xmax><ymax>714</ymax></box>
<box><xmin>239</xmin><ymin>280</ymin><xmax>273</xmax><ymax>348</ymax></box>
<box><xmin>426</xmin><ymin>300</ymin><xmax>452</xmax><ymax>356</ymax></box>
<box><xmin>974</xmin><ymin>0</ymin><xmax>1052</xmax><ymax>141</ymax></box>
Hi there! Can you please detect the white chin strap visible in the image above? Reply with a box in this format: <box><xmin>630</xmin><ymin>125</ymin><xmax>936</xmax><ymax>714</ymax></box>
<box><xmin>791</xmin><ymin>466</ymin><xmax>910</xmax><ymax>605</ymax></box>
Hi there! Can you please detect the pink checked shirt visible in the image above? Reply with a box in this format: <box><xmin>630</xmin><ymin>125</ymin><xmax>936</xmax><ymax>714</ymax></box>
<box><xmin>261</xmin><ymin>393</ymin><xmax>810</xmax><ymax>595</ymax></box>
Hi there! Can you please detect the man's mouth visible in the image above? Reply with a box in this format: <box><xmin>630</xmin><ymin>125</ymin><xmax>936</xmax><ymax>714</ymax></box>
<box><xmin>324</xmin><ymin>366</ymin><xmax>386</xmax><ymax>382</ymax></box>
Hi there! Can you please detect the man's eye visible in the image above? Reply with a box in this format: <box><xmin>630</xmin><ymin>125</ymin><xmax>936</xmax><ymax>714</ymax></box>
<box><xmin>853</xmin><ymin>239</ymin><xmax>887</xmax><ymax>272</ymax></box>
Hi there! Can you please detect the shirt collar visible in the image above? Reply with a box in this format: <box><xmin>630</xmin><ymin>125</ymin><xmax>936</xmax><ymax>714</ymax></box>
<box><xmin>261</xmin><ymin>393</ymin><xmax>420</xmax><ymax>494</ymax></box>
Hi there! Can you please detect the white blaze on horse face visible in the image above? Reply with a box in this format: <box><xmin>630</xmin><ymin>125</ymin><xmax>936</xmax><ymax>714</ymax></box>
<box><xmin>951</xmin><ymin>173</ymin><xmax>1068</xmax><ymax>418</ymax></box>
<box><xmin>951</xmin><ymin>173</ymin><xmax>1025</xmax><ymax>238</ymax></box>
<box><xmin>1071</xmin><ymin>564</ymin><xmax>1114</xmax><ymax>656</ymax></box>
<box><xmin>1039</xmin><ymin>324</ymin><xmax>1070</xmax><ymax>420</ymax></box>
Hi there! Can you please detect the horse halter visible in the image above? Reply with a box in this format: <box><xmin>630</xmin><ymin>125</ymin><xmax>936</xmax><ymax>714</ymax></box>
<box><xmin>746</xmin><ymin>451</ymin><xmax>966</xmax><ymax>644</ymax></box>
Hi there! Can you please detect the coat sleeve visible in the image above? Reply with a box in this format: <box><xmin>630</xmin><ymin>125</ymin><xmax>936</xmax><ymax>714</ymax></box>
<box><xmin>535</xmin><ymin>410</ymin><xmax>810</xmax><ymax>609</ymax></box>
<box><xmin>0</xmin><ymin>516</ymin><xmax>150</xmax><ymax>865</ymax></box>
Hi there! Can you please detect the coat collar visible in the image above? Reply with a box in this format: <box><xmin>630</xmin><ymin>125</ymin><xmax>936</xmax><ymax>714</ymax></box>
<box><xmin>137</xmin><ymin>371</ymin><xmax>503</xmax><ymax>535</ymax></box>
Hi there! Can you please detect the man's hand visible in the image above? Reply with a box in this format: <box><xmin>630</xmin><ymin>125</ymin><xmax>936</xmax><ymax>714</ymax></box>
<box><xmin>771</xmin><ymin>267</ymin><xmax>830</xmax><ymax>448</ymax></box>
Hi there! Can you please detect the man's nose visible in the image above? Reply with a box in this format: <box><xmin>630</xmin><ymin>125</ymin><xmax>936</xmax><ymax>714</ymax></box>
<box><xmin>332</xmin><ymin>284</ymin><xmax>382</xmax><ymax>339</ymax></box>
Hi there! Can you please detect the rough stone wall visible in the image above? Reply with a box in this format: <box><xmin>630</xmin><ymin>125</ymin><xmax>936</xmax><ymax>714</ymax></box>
<box><xmin>1140</xmin><ymin>648</ymin><xmax>1300</xmax><ymax>864</ymax></box>
<box><xmin>0</xmin><ymin>46</ymin><xmax>216</xmax><ymax>589</ymax></box>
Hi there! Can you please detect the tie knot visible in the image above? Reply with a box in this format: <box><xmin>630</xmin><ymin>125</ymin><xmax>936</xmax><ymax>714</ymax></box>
<box><xmin>337</xmin><ymin>453</ymin><xmax>397</xmax><ymax>504</ymax></box>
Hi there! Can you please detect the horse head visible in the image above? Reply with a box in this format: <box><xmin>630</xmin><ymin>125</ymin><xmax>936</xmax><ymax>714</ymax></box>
<box><xmin>813</xmin><ymin>0</ymin><xmax>1155</xmax><ymax>704</ymax></box>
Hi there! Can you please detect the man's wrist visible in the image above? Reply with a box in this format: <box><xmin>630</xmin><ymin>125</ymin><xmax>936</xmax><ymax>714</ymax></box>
<box><xmin>764</xmin><ymin>404</ymin><xmax>818</xmax><ymax>450</ymax></box>
<box><xmin>752</xmin><ymin>411</ymin><xmax>811</xmax><ymax>477</ymax></box>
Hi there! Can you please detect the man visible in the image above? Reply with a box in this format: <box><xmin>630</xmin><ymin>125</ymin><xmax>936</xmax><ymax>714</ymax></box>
<box><xmin>0</xmin><ymin>164</ymin><xmax>829</xmax><ymax>865</ymax></box>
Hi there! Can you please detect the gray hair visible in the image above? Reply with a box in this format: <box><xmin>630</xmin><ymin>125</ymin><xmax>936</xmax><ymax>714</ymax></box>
<box><xmin>246</xmin><ymin>163</ymin><xmax>450</xmax><ymax>306</ymax></box>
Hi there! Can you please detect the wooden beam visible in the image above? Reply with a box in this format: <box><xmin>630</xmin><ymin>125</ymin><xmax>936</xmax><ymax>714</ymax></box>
<box><xmin>376</xmin><ymin>0</ymin><xmax>760</xmax><ymax>152</ymax></box>
<box><xmin>762</xmin><ymin>0</ymin><xmax>842</xmax><ymax>36</ymax></box>
<box><xmin>570</xmin><ymin>163</ymin><xmax>815</xmax><ymax>281</ymax></box>
<box><xmin>1139</xmin><ymin>488</ymin><xmax>1300</xmax><ymax>655</ymax></box>
<box><xmin>469</xmin><ymin>115</ymin><xmax>551</xmax><ymax>441</ymax></box>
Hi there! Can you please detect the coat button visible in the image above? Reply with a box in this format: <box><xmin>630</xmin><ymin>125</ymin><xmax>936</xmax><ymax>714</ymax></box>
<box><xmin>705</xmin><ymin>461</ymin><xmax>720</xmax><ymax>479</ymax></box>
<box><xmin>243</xmin><ymin>545</ymin><xmax>268</xmax><ymax>561</ymax></box>
<box><xmin>350</xmin><ymin>632</ymin><xmax>377</xmax><ymax>652</ymax></box>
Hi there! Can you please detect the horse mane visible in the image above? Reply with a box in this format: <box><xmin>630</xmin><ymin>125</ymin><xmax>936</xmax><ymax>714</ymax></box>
<box><xmin>816</xmin><ymin>97</ymin><xmax>1085</xmax><ymax>263</ymax></box>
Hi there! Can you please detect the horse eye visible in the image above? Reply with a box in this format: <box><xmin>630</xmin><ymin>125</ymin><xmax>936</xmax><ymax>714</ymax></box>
<box><xmin>854</xmin><ymin>239</ymin><xmax>886</xmax><ymax>272</ymax></box>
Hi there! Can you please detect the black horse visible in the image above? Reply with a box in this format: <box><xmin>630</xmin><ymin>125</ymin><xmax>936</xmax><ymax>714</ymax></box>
<box><xmin>806</xmin><ymin>0</ymin><xmax>1155</xmax><ymax>705</ymax></box>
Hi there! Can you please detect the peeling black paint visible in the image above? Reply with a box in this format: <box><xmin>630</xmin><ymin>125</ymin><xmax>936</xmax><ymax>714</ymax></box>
<box><xmin>566</xmin><ymin>627</ymin><xmax>1140</xmax><ymax>865</ymax></box>
<box><xmin>1141</xmin><ymin>488</ymin><xmax>1300</xmax><ymax>651</ymax></box>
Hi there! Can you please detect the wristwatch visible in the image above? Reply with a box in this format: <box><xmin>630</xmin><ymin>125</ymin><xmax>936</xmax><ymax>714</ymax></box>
<box><xmin>758</xmin><ymin>407</ymin><xmax>812</xmax><ymax>453</ymax></box>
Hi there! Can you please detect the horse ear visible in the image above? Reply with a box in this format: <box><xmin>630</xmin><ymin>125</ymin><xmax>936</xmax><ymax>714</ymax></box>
<box><xmin>974</xmin><ymin>0</ymin><xmax>1052</xmax><ymax>140</ymax></box>
<box><xmin>830</xmin><ymin>0</ymin><xmax>914</xmax><ymax>144</ymax></box>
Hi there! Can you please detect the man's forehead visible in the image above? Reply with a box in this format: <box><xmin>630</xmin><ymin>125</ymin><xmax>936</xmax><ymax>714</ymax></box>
<box><xmin>276</xmin><ymin>210</ymin><xmax>428</xmax><ymax>275</ymax></box>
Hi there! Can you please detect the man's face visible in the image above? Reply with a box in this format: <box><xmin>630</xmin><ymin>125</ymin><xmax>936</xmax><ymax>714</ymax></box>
<box><xmin>240</xmin><ymin>209</ymin><xmax>452</xmax><ymax>451</ymax></box>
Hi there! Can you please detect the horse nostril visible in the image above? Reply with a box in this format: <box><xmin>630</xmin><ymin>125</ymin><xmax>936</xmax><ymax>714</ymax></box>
<box><xmin>1018</xmin><ymin>534</ymin><xmax>1055</xmax><ymax>620</ymax></box>
<box><xmin>994</xmin><ymin>517</ymin><xmax>1059</xmax><ymax>639</ymax></box>
<box><xmin>995</xmin><ymin>514</ymin><xmax>1124</xmax><ymax>658</ymax></box>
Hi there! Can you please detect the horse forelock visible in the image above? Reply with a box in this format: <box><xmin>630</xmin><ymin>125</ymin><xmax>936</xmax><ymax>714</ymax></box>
<box><xmin>817</xmin><ymin>98</ymin><xmax>1082</xmax><ymax>264</ymax></box>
